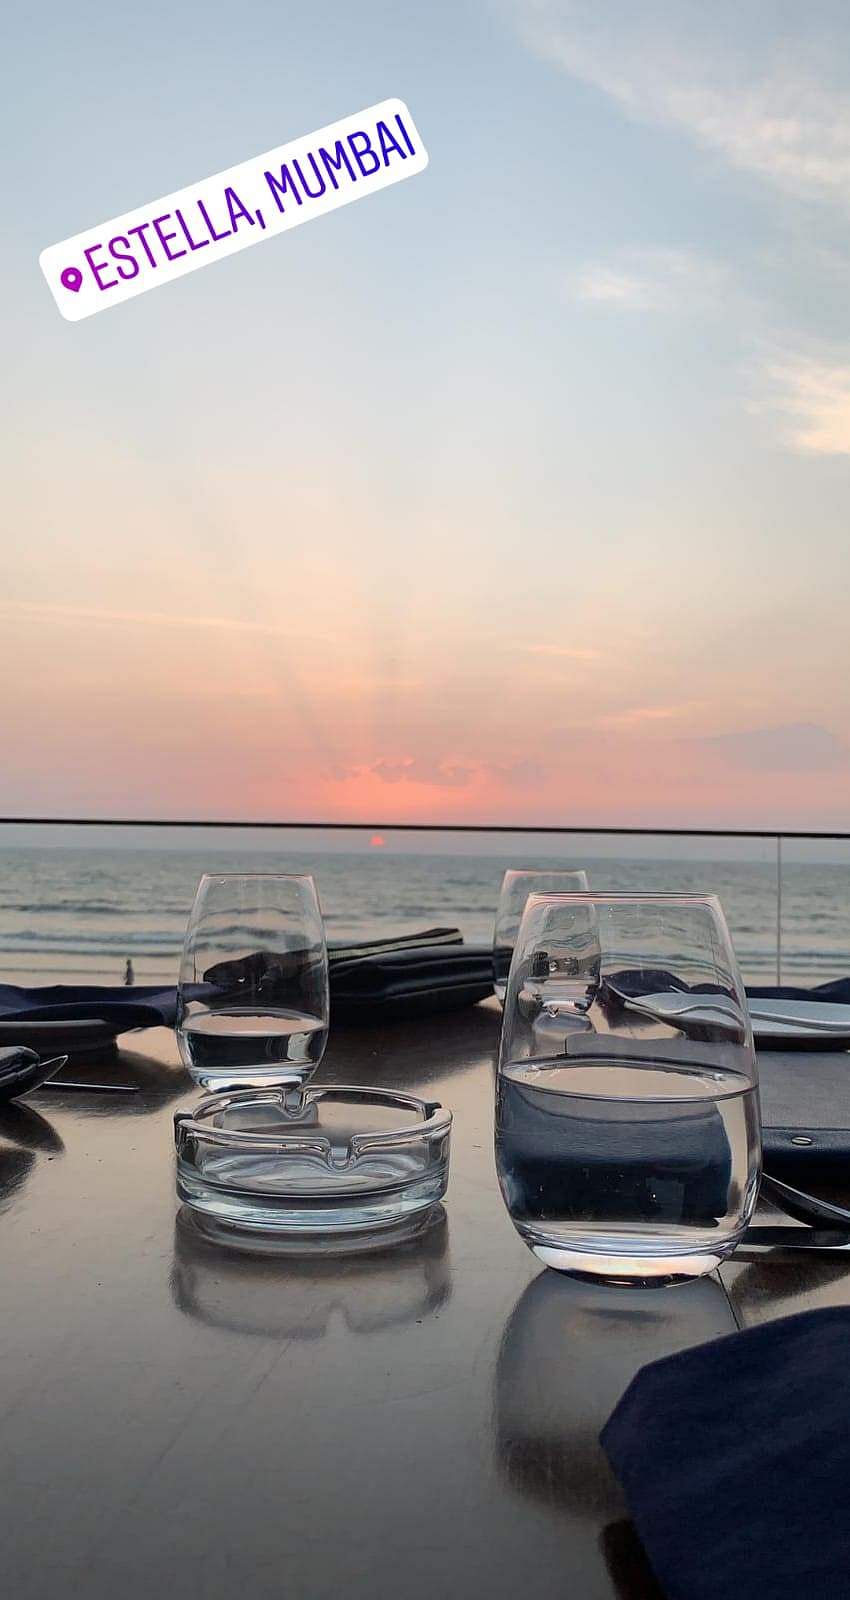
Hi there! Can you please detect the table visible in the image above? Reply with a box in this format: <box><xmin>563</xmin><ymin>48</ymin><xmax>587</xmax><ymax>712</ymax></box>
<box><xmin>2</xmin><ymin>1001</ymin><xmax>847</xmax><ymax>1599</ymax></box>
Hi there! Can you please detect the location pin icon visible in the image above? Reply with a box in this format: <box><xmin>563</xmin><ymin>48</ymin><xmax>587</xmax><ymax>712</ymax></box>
<box><xmin>60</xmin><ymin>266</ymin><xmax>83</xmax><ymax>293</ymax></box>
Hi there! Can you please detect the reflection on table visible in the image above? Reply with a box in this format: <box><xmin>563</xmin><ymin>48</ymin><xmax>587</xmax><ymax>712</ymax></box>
<box><xmin>171</xmin><ymin>1204</ymin><xmax>451</xmax><ymax>1340</ymax></box>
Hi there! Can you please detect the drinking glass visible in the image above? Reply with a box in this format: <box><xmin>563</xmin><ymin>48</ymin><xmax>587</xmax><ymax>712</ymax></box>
<box><xmin>176</xmin><ymin>874</ymin><xmax>329</xmax><ymax>1089</ymax></box>
<box><xmin>493</xmin><ymin>869</ymin><xmax>589</xmax><ymax>1004</ymax></box>
<box><xmin>495</xmin><ymin>893</ymin><xmax>761</xmax><ymax>1284</ymax></box>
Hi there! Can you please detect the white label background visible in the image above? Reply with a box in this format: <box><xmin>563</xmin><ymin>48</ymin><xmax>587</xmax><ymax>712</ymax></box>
<box><xmin>40</xmin><ymin>98</ymin><xmax>428</xmax><ymax>321</ymax></box>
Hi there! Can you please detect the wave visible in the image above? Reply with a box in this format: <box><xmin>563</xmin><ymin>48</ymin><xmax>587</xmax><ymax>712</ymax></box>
<box><xmin>0</xmin><ymin>901</ymin><xmax>194</xmax><ymax>916</ymax></box>
<box><xmin>0</xmin><ymin>930</ymin><xmax>184</xmax><ymax>948</ymax></box>
<box><xmin>0</xmin><ymin>901</ymin><xmax>139</xmax><ymax>915</ymax></box>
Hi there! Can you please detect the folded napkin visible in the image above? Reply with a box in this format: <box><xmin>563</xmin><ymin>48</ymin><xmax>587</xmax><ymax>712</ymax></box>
<box><xmin>0</xmin><ymin>983</ymin><xmax>180</xmax><ymax>1029</ymax></box>
<box><xmin>328</xmin><ymin>928</ymin><xmax>463</xmax><ymax>962</ymax></box>
<box><xmin>199</xmin><ymin>931</ymin><xmax>490</xmax><ymax>1023</ymax></box>
<box><xmin>608</xmin><ymin>968</ymin><xmax>850</xmax><ymax>1006</ymax></box>
<box><xmin>601</xmin><ymin>1307</ymin><xmax>850</xmax><ymax>1600</ymax></box>
<box><xmin>748</xmin><ymin>977</ymin><xmax>850</xmax><ymax>1003</ymax></box>
<box><xmin>0</xmin><ymin>932</ymin><xmax>493</xmax><ymax>1041</ymax></box>
<box><xmin>330</xmin><ymin>943</ymin><xmax>492</xmax><ymax>1021</ymax></box>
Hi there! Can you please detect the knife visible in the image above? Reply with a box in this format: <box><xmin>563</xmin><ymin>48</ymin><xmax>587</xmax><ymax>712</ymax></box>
<box><xmin>741</xmin><ymin>1226</ymin><xmax>850</xmax><ymax>1251</ymax></box>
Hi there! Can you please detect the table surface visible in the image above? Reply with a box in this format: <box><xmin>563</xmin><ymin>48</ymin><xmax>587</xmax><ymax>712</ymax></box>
<box><xmin>2</xmin><ymin>1000</ymin><xmax>848</xmax><ymax>1600</ymax></box>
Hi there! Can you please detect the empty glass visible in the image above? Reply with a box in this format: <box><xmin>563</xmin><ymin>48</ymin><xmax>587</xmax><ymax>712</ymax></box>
<box><xmin>493</xmin><ymin>869</ymin><xmax>589</xmax><ymax>1004</ymax></box>
<box><xmin>495</xmin><ymin>893</ymin><xmax>761</xmax><ymax>1284</ymax></box>
<box><xmin>176</xmin><ymin>874</ymin><xmax>329</xmax><ymax>1090</ymax></box>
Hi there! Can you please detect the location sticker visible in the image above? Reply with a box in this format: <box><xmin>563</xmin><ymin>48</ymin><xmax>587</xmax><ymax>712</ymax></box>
<box><xmin>40</xmin><ymin>98</ymin><xmax>428</xmax><ymax>320</ymax></box>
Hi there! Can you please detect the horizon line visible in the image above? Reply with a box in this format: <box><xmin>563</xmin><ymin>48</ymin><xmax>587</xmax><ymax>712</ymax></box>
<box><xmin>0</xmin><ymin>817</ymin><xmax>847</xmax><ymax>841</ymax></box>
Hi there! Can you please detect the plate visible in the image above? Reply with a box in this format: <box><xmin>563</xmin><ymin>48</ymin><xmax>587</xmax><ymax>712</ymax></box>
<box><xmin>634</xmin><ymin>992</ymin><xmax>850</xmax><ymax>1051</ymax></box>
<box><xmin>748</xmin><ymin>999</ymin><xmax>850</xmax><ymax>1051</ymax></box>
<box><xmin>0</xmin><ymin>1018</ymin><xmax>118</xmax><ymax>1055</ymax></box>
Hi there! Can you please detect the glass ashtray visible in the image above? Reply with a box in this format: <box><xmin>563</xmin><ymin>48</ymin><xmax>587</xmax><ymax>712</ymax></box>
<box><xmin>174</xmin><ymin>1083</ymin><xmax>452</xmax><ymax>1245</ymax></box>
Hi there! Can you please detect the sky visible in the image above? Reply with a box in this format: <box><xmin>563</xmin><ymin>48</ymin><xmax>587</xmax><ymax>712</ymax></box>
<box><xmin>3</xmin><ymin>0</ymin><xmax>850</xmax><ymax>830</ymax></box>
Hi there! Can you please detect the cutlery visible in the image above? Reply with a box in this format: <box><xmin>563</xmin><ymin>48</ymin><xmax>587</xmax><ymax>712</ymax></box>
<box><xmin>608</xmin><ymin>986</ymin><xmax>849</xmax><ymax>1034</ymax></box>
<box><xmin>37</xmin><ymin>1080</ymin><xmax>140</xmax><ymax>1094</ymax></box>
<box><xmin>736</xmin><ymin>1174</ymin><xmax>850</xmax><ymax>1251</ymax></box>
<box><xmin>0</xmin><ymin>1047</ymin><xmax>68</xmax><ymax>1103</ymax></box>
<box><xmin>0</xmin><ymin>1047</ymin><xmax>140</xmax><ymax>1101</ymax></box>
<box><xmin>760</xmin><ymin>1170</ymin><xmax>850</xmax><ymax>1229</ymax></box>
<box><xmin>741</xmin><ymin>1226</ymin><xmax>850</xmax><ymax>1252</ymax></box>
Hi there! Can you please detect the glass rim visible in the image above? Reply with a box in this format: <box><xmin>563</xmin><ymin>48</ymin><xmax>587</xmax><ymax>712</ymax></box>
<box><xmin>500</xmin><ymin>867</ymin><xmax>588</xmax><ymax>881</ymax></box>
<box><xmin>523</xmin><ymin>890</ymin><xmax>725</xmax><ymax>908</ymax></box>
<box><xmin>194</xmin><ymin>872</ymin><xmax>318</xmax><ymax>885</ymax></box>
<box><xmin>175</xmin><ymin>1084</ymin><xmax>452</xmax><ymax>1147</ymax></box>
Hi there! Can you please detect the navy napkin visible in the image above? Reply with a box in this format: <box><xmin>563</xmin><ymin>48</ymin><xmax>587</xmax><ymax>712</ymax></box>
<box><xmin>0</xmin><ymin>931</ymin><xmax>493</xmax><ymax>1037</ymax></box>
<box><xmin>601</xmin><ymin>1307</ymin><xmax>850</xmax><ymax>1600</ymax></box>
<box><xmin>330</xmin><ymin>942</ymin><xmax>492</xmax><ymax>1020</ymax></box>
<box><xmin>0</xmin><ymin>983</ymin><xmax>179</xmax><ymax>1029</ymax></box>
<box><xmin>749</xmin><ymin>977</ymin><xmax>850</xmax><ymax>1002</ymax></box>
<box><xmin>608</xmin><ymin>969</ymin><xmax>850</xmax><ymax>1006</ymax></box>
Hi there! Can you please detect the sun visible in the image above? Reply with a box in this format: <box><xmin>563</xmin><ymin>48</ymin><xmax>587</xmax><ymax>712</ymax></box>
<box><xmin>369</xmin><ymin>833</ymin><xmax>386</xmax><ymax>848</ymax></box>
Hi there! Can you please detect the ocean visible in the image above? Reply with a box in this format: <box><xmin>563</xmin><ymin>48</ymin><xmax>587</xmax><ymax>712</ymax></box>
<box><xmin>0</xmin><ymin>844</ymin><xmax>847</xmax><ymax>989</ymax></box>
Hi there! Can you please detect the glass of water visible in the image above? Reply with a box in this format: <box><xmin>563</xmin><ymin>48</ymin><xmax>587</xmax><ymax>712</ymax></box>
<box><xmin>493</xmin><ymin>869</ymin><xmax>589</xmax><ymax>1005</ymax></box>
<box><xmin>177</xmin><ymin>874</ymin><xmax>329</xmax><ymax>1090</ymax></box>
<box><xmin>495</xmin><ymin>893</ymin><xmax>760</xmax><ymax>1284</ymax></box>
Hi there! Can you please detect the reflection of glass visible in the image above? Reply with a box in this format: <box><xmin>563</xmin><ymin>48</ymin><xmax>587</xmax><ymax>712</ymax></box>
<box><xmin>170</xmin><ymin>1205</ymin><xmax>451</xmax><ymax>1339</ymax></box>
<box><xmin>0</xmin><ymin>1146</ymin><xmax>35</xmax><ymax>1212</ymax></box>
<box><xmin>493</xmin><ymin>870</ymin><xmax>588</xmax><ymax>1005</ymax></box>
<box><xmin>0</xmin><ymin>1103</ymin><xmax>63</xmax><ymax>1214</ymax></box>
<box><xmin>599</xmin><ymin>1520</ymin><xmax>666</xmax><ymax>1600</ymax></box>
<box><xmin>0</xmin><ymin>1103</ymin><xmax>64</xmax><ymax>1154</ymax></box>
<box><xmin>494</xmin><ymin>1271</ymin><xmax>734</xmax><ymax>1521</ymax></box>
<box><xmin>177</xmin><ymin>874</ymin><xmax>329</xmax><ymax>1090</ymax></box>
<box><xmin>495</xmin><ymin>893</ymin><xmax>761</xmax><ymax>1283</ymax></box>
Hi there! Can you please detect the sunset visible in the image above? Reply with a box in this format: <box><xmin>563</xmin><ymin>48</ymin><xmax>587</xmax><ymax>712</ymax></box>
<box><xmin>6</xmin><ymin>1</ymin><xmax>850</xmax><ymax>827</ymax></box>
<box><xmin>6</xmin><ymin>7</ymin><xmax>850</xmax><ymax>1595</ymax></box>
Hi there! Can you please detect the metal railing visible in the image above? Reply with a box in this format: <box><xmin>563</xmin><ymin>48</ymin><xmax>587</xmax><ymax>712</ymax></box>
<box><xmin>2</xmin><ymin>816</ymin><xmax>849</xmax><ymax>838</ymax></box>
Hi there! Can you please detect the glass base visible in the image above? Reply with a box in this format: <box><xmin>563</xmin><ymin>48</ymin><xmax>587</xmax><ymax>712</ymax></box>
<box><xmin>178</xmin><ymin>1201</ymin><xmax>448</xmax><ymax>1258</ymax></box>
<box><xmin>187</xmin><ymin>1065</ymin><xmax>314</xmax><ymax>1092</ymax></box>
<box><xmin>517</xmin><ymin>1223</ymin><xmax>742</xmax><ymax>1286</ymax></box>
<box><xmin>177</xmin><ymin>1162</ymin><xmax>448</xmax><ymax>1236</ymax></box>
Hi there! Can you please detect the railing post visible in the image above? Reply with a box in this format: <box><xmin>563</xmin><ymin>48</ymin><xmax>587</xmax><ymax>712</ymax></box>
<box><xmin>776</xmin><ymin>835</ymin><xmax>783</xmax><ymax>986</ymax></box>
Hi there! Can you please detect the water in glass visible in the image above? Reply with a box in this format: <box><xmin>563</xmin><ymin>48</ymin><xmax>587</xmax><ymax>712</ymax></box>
<box><xmin>495</xmin><ymin>893</ymin><xmax>761</xmax><ymax>1283</ymax></box>
<box><xmin>179</xmin><ymin>1009</ymin><xmax>327</xmax><ymax>1079</ymax></box>
<box><xmin>177</xmin><ymin>873</ymin><xmax>329</xmax><ymax>1089</ymax></box>
<box><xmin>497</xmin><ymin>1058</ymin><xmax>759</xmax><ymax>1279</ymax></box>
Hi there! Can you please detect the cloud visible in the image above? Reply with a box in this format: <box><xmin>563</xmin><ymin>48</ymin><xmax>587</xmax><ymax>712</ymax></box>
<box><xmin>693</xmin><ymin>722</ymin><xmax>850</xmax><ymax>772</ymax></box>
<box><xmin>0</xmin><ymin>599</ymin><xmax>288</xmax><ymax>637</ymax></box>
<box><xmin>569</xmin><ymin>249</ymin><xmax>729</xmax><ymax>313</ymax></box>
<box><xmin>324</xmin><ymin>756</ymin><xmax>552</xmax><ymax>794</ymax></box>
<box><xmin>371</xmin><ymin>758</ymin><xmax>475</xmax><ymax>788</ymax></box>
<box><xmin>756</xmin><ymin>352</ymin><xmax>850</xmax><ymax>454</ymax></box>
<box><xmin>601</xmin><ymin>704</ymin><xmax>702</xmax><ymax>730</ymax></box>
<box><xmin>514</xmin><ymin>5</ymin><xmax>850</xmax><ymax>454</ymax></box>
<box><xmin>332</xmin><ymin>758</ymin><xmax>476</xmax><ymax>790</ymax></box>
<box><xmin>486</xmin><ymin>759</ymin><xmax>550</xmax><ymax>788</ymax></box>
<box><xmin>523</xmin><ymin>643</ymin><xmax>602</xmax><ymax>660</ymax></box>
<box><xmin>512</xmin><ymin>1</ymin><xmax>850</xmax><ymax>205</ymax></box>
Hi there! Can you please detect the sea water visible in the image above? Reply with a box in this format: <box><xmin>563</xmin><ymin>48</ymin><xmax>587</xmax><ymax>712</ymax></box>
<box><xmin>495</xmin><ymin>1058</ymin><xmax>760</xmax><ymax>1282</ymax></box>
<box><xmin>0</xmin><ymin>845</ymin><xmax>847</xmax><ymax>988</ymax></box>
